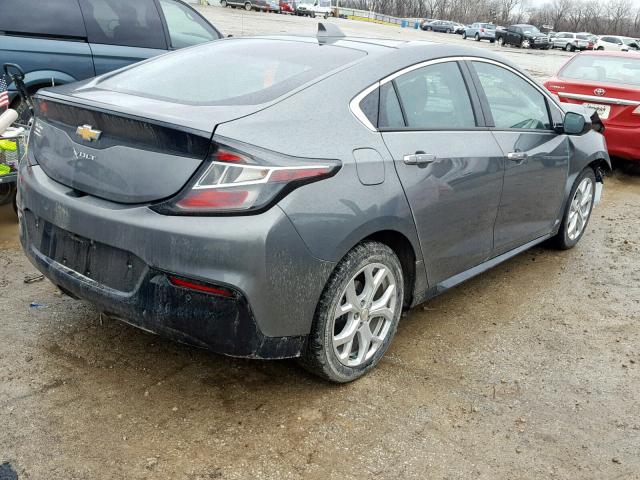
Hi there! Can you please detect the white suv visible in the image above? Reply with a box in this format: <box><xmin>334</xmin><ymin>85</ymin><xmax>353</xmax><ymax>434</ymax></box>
<box><xmin>295</xmin><ymin>0</ymin><xmax>332</xmax><ymax>18</ymax></box>
<box><xmin>595</xmin><ymin>35</ymin><xmax>640</xmax><ymax>52</ymax></box>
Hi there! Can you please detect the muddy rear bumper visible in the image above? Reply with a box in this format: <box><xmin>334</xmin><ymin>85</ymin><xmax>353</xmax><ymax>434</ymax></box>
<box><xmin>18</xmin><ymin>164</ymin><xmax>336</xmax><ymax>359</ymax></box>
<box><xmin>20</xmin><ymin>214</ymin><xmax>306</xmax><ymax>359</ymax></box>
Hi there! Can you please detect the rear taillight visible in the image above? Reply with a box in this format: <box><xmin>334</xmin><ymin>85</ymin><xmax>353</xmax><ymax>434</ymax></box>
<box><xmin>154</xmin><ymin>138</ymin><xmax>341</xmax><ymax>215</ymax></box>
<box><xmin>480</xmin><ymin>28</ymin><xmax>485</xmax><ymax>33</ymax></box>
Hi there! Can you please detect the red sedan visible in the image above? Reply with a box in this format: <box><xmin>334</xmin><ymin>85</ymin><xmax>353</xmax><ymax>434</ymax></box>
<box><xmin>544</xmin><ymin>51</ymin><xmax>640</xmax><ymax>161</ymax></box>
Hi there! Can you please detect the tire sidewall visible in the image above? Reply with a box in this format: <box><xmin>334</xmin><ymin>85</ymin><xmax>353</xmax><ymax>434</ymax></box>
<box><xmin>312</xmin><ymin>243</ymin><xmax>404</xmax><ymax>382</ymax></box>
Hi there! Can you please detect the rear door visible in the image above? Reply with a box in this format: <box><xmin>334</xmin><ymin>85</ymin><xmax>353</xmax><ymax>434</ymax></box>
<box><xmin>78</xmin><ymin>0</ymin><xmax>168</xmax><ymax>75</ymax></box>
<box><xmin>469</xmin><ymin>60</ymin><xmax>569</xmax><ymax>255</ymax></box>
<box><xmin>0</xmin><ymin>0</ymin><xmax>95</xmax><ymax>84</ymax></box>
<box><xmin>379</xmin><ymin>60</ymin><xmax>505</xmax><ymax>285</ymax></box>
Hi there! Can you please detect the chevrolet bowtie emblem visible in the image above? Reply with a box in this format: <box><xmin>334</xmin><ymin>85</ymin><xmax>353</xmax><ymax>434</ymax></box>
<box><xmin>76</xmin><ymin>124</ymin><xmax>102</xmax><ymax>142</ymax></box>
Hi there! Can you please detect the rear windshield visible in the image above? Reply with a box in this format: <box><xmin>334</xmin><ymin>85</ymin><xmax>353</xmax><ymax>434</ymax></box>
<box><xmin>481</xmin><ymin>24</ymin><xmax>496</xmax><ymax>29</ymax></box>
<box><xmin>560</xmin><ymin>55</ymin><xmax>640</xmax><ymax>87</ymax></box>
<box><xmin>100</xmin><ymin>39</ymin><xmax>365</xmax><ymax>106</ymax></box>
<box><xmin>577</xmin><ymin>34</ymin><xmax>590</xmax><ymax>40</ymax></box>
<box><xmin>0</xmin><ymin>0</ymin><xmax>86</xmax><ymax>38</ymax></box>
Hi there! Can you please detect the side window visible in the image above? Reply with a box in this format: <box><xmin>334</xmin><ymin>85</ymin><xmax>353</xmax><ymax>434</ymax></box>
<box><xmin>378</xmin><ymin>82</ymin><xmax>405</xmax><ymax>129</ymax></box>
<box><xmin>0</xmin><ymin>0</ymin><xmax>86</xmax><ymax>38</ymax></box>
<box><xmin>393</xmin><ymin>62</ymin><xmax>476</xmax><ymax>129</ymax></box>
<box><xmin>473</xmin><ymin>62</ymin><xmax>551</xmax><ymax>130</ymax></box>
<box><xmin>158</xmin><ymin>0</ymin><xmax>220</xmax><ymax>49</ymax></box>
<box><xmin>79</xmin><ymin>0</ymin><xmax>166</xmax><ymax>49</ymax></box>
<box><xmin>359</xmin><ymin>88</ymin><xmax>379</xmax><ymax>128</ymax></box>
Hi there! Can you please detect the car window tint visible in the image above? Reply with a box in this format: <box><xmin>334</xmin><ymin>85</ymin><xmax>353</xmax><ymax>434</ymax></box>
<box><xmin>0</xmin><ymin>0</ymin><xmax>86</xmax><ymax>38</ymax></box>
<box><xmin>378</xmin><ymin>82</ymin><xmax>405</xmax><ymax>128</ymax></box>
<box><xmin>100</xmin><ymin>39</ymin><xmax>366</xmax><ymax>105</ymax></box>
<box><xmin>473</xmin><ymin>62</ymin><xmax>551</xmax><ymax>130</ymax></box>
<box><xmin>560</xmin><ymin>55</ymin><xmax>640</xmax><ymax>86</ymax></box>
<box><xmin>393</xmin><ymin>62</ymin><xmax>476</xmax><ymax>129</ymax></box>
<box><xmin>360</xmin><ymin>88</ymin><xmax>379</xmax><ymax>128</ymax></box>
<box><xmin>158</xmin><ymin>0</ymin><xmax>220</xmax><ymax>49</ymax></box>
<box><xmin>79</xmin><ymin>0</ymin><xmax>166</xmax><ymax>49</ymax></box>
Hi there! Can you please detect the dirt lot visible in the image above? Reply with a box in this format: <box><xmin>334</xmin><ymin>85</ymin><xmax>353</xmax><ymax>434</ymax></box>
<box><xmin>2</xmin><ymin>8</ymin><xmax>640</xmax><ymax>480</ymax></box>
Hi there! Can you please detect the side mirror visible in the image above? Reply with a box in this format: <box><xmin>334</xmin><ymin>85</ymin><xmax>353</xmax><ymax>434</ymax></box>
<box><xmin>563</xmin><ymin>111</ymin><xmax>590</xmax><ymax>135</ymax></box>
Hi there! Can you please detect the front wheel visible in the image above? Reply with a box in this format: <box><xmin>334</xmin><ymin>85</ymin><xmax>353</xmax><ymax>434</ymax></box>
<box><xmin>299</xmin><ymin>242</ymin><xmax>404</xmax><ymax>383</ymax></box>
<box><xmin>521</xmin><ymin>39</ymin><xmax>531</xmax><ymax>48</ymax></box>
<box><xmin>244</xmin><ymin>2</ymin><xmax>252</xmax><ymax>10</ymax></box>
<box><xmin>462</xmin><ymin>31</ymin><xmax>467</xmax><ymax>39</ymax></box>
<box><xmin>552</xmin><ymin>168</ymin><xmax>596</xmax><ymax>249</ymax></box>
<box><xmin>499</xmin><ymin>37</ymin><xmax>505</xmax><ymax>47</ymax></box>
<box><xmin>220</xmin><ymin>0</ymin><xmax>227</xmax><ymax>6</ymax></box>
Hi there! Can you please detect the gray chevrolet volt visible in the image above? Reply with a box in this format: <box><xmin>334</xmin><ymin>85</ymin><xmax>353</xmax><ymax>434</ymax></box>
<box><xmin>18</xmin><ymin>25</ymin><xmax>610</xmax><ymax>382</ymax></box>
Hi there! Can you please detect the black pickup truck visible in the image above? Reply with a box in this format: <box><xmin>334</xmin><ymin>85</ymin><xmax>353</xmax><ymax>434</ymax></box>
<box><xmin>496</xmin><ymin>24</ymin><xmax>550</xmax><ymax>49</ymax></box>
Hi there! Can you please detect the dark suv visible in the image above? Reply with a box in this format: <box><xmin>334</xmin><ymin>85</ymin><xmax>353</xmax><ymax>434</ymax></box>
<box><xmin>1</xmin><ymin>0</ymin><xmax>222</xmax><ymax>121</ymax></box>
<box><xmin>496</xmin><ymin>24</ymin><xmax>550</xmax><ymax>49</ymax></box>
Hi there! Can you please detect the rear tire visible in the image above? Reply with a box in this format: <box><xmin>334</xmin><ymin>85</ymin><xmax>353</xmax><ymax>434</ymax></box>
<box><xmin>462</xmin><ymin>31</ymin><xmax>467</xmax><ymax>39</ymax></box>
<box><xmin>475</xmin><ymin>33</ymin><xmax>480</xmax><ymax>41</ymax></box>
<box><xmin>244</xmin><ymin>2</ymin><xmax>251</xmax><ymax>10</ymax></box>
<box><xmin>499</xmin><ymin>36</ymin><xmax>505</xmax><ymax>47</ymax></box>
<box><xmin>551</xmin><ymin>168</ymin><xmax>596</xmax><ymax>250</ymax></box>
<box><xmin>220</xmin><ymin>0</ymin><xmax>227</xmax><ymax>6</ymax></box>
<box><xmin>299</xmin><ymin>241</ymin><xmax>404</xmax><ymax>383</ymax></box>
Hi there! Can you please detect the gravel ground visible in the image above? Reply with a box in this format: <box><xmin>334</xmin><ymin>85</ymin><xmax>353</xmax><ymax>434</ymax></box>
<box><xmin>1</xmin><ymin>8</ymin><xmax>640</xmax><ymax>480</ymax></box>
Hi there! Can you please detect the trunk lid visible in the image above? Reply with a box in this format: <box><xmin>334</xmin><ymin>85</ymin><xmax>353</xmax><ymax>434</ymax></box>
<box><xmin>547</xmin><ymin>79</ymin><xmax>640</xmax><ymax>127</ymax></box>
<box><xmin>31</xmin><ymin>89</ymin><xmax>260</xmax><ymax>204</ymax></box>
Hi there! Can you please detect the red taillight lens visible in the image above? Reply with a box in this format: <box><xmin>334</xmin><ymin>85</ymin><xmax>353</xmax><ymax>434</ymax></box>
<box><xmin>480</xmin><ymin>28</ymin><xmax>485</xmax><ymax>33</ymax></box>
<box><xmin>155</xmin><ymin>140</ymin><xmax>341</xmax><ymax>215</ymax></box>
<box><xmin>169</xmin><ymin>276</ymin><xmax>235</xmax><ymax>298</ymax></box>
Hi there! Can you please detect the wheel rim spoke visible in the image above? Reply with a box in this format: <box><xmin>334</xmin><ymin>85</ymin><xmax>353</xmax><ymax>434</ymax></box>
<box><xmin>332</xmin><ymin>262</ymin><xmax>398</xmax><ymax>367</ymax></box>
<box><xmin>567</xmin><ymin>177</ymin><xmax>594</xmax><ymax>240</ymax></box>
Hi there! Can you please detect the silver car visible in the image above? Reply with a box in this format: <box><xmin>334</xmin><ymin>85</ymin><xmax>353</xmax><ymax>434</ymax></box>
<box><xmin>463</xmin><ymin>23</ymin><xmax>496</xmax><ymax>42</ymax></box>
<box><xmin>19</xmin><ymin>25</ymin><xmax>610</xmax><ymax>382</ymax></box>
<box><xmin>552</xmin><ymin>32</ymin><xmax>593</xmax><ymax>51</ymax></box>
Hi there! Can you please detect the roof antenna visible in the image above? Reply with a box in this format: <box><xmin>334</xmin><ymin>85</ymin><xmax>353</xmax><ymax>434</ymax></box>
<box><xmin>317</xmin><ymin>22</ymin><xmax>345</xmax><ymax>44</ymax></box>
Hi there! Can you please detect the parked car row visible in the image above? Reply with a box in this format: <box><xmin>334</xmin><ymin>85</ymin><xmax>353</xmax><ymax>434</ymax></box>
<box><xmin>429</xmin><ymin>19</ymin><xmax>640</xmax><ymax>55</ymax></box>
<box><xmin>220</xmin><ymin>0</ymin><xmax>332</xmax><ymax>17</ymax></box>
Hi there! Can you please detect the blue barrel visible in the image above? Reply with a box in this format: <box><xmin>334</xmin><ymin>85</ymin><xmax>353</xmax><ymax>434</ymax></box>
<box><xmin>414</xmin><ymin>21</ymin><xmax>419</xmax><ymax>29</ymax></box>
<box><xmin>401</xmin><ymin>20</ymin><xmax>407</xmax><ymax>28</ymax></box>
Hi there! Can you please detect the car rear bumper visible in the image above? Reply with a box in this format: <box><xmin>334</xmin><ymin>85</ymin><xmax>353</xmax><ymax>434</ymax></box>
<box><xmin>604</xmin><ymin>124</ymin><xmax>640</xmax><ymax>161</ymax></box>
<box><xmin>18</xmin><ymin>164</ymin><xmax>336</xmax><ymax>358</ymax></box>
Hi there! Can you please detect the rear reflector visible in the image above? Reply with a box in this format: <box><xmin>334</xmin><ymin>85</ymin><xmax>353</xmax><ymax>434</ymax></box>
<box><xmin>169</xmin><ymin>276</ymin><xmax>235</xmax><ymax>298</ymax></box>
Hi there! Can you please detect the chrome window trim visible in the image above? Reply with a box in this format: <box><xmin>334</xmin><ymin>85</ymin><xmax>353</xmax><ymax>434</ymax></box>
<box><xmin>557</xmin><ymin>92</ymin><xmax>640</xmax><ymax>106</ymax></box>
<box><xmin>350</xmin><ymin>56</ymin><xmax>563</xmax><ymax>132</ymax></box>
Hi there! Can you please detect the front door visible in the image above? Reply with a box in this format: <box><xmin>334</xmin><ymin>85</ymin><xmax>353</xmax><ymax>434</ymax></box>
<box><xmin>469</xmin><ymin>60</ymin><xmax>569</xmax><ymax>255</ymax></box>
<box><xmin>78</xmin><ymin>0</ymin><xmax>168</xmax><ymax>75</ymax></box>
<box><xmin>379</xmin><ymin>61</ymin><xmax>505</xmax><ymax>285</ymax></box>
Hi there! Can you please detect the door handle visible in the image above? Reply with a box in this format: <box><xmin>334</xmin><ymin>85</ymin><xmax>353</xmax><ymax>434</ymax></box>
<box><xmin>403</xmin><ymin>152</ymin><xmax>436</xmax><ymax>166</ymax></box>
<box><xmin>507</xmin><ymin>151</ymin><xmax>528</xmax><ymax>161</ymax></box>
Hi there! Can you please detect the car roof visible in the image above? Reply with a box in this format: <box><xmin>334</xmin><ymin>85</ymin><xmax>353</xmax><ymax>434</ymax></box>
<box><xmin>579</xmin><ymin>50</ymin><xmax>640</xmax><ymax>58</ymax></box>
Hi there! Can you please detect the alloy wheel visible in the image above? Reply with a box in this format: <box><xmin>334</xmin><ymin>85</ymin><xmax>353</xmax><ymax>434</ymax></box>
<box><xmin>332</xmin><ymin>263</ymin><xmax>397</xmax><ymax>367</ymax></box>
<box><xmin>567</xmin><ymin>177</ymin><xmax>594</xmax><ymax>240</ymax></box>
